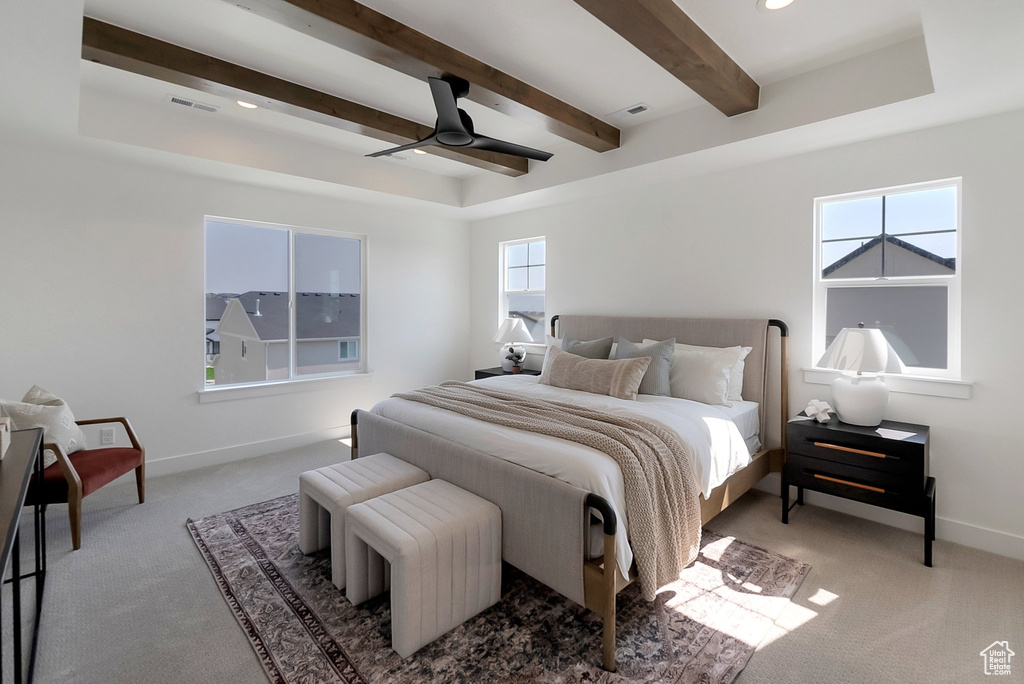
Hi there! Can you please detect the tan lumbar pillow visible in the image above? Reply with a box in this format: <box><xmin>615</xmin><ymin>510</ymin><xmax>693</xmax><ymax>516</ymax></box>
<box><xmin>0</xmin><ymin>386</ymin><xmax>87</xmax><ymax>468</ymax></box>
<box><xmin>539</xmin><ymin>346</ymin><xmax>651</xmax><ymax>400</ymax></box>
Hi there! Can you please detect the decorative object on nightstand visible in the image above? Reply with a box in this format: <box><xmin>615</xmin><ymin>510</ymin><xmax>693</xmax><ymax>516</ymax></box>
<box><xmin>474</xmin><ymin>367</ymin><xmax>542</xmax><ymax>380</ymax></box>
<box><xmin>782</xmin><ymin>414</ymin><xmax>935</xmax><ymax>566</ymax></box>
<box><xmin>494</xmin><ymin>318</ymin><xmax>534</xmax><ymax>371</ymax></box>
<box><xmin>803</xmin><ymin>400</ymin><xmax>833</xmax><ymax>423</ymax></box>
<box><xmin>818</xmin><ymin>323</ymin><xmax>903</xmax><ymax>426</ymax></box>
<box><xmin>505</xmin><ymin>346</ymin><xmax>526</xmax><ymax>373</ymax></box>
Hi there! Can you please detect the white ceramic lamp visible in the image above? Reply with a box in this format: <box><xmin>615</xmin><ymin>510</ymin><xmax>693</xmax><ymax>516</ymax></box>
<box><xmin>494</xmin><ymin>318</ymin><xmax>534</xmax><ymax>371</ymax></box>
<box><xmin>818</xmin><ymin>324</ymin><xmax>903</xmax><ymax>426</ymax></box>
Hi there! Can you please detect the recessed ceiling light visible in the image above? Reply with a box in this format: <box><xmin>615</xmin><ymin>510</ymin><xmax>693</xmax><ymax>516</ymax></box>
<box><xmin>413</xmin><ymin>149</ymin><xmax>427</xmax><ymax>155</ymax></box>
<box><xmin>236</xmin><ymin>100</ymin><xmax>258</xmax><ymax>109</ymax></box>
<box><xmin>761</xmin><ymin>0</ymin><xmax>794</xmax><ymax>9</ymax></box>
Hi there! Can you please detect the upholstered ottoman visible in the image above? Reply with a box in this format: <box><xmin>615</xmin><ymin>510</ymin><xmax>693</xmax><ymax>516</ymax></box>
<box><xmin>299</xmin><ymin>453</ymin><xmax>430</xmax><ymax>589</ymax></box>
<box><xmin>345</xmin><ymin>479</ymin><xmax>502</xmax><ymax>658</ymax></box>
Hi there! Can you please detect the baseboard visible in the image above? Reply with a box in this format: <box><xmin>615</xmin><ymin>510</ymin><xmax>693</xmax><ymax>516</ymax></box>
<box><xmin>756</xmin><ymin>473</ymin><xmax>1024</xmax><ymax>562</ymax></box>
<box><xmin>146</xmin><ymin>425</ymin><xmax>351</xmax><ymax>477</ymax></box>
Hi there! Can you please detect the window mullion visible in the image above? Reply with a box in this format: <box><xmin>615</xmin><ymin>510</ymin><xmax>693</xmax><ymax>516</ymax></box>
<box><xmin>288</xmin><ymin>230</ymin><xmax>296</xmax><ymax>380</ymax></box>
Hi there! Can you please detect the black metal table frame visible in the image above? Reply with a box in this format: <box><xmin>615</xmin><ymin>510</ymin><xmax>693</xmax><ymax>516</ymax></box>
<box><xmin>1</xmin><ymin>429</ymin><xmax>47</xmax><ymax>684</ymax></box>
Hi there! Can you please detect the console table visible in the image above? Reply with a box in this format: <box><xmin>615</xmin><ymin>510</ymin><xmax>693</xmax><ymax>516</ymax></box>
<box><xmin>1</xmin><ymin>428</ymin><xmax>46</xmax><ymax>684</ymax></box>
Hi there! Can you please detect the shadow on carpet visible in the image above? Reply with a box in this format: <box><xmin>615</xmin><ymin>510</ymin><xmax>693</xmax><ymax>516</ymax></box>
<box><xmin>188</xmin><ymin>494</ymin><xmax>810</xmax><ymax>684</ymax></box>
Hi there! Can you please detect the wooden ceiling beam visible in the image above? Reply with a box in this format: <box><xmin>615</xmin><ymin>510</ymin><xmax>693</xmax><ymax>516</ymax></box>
<box><xmin>573</xmin><ymin>0</ymin><xmax>759</xmax><ymax>117</ymax></box>
<box><xmin>81</xmin><ymin>18</ymin><xmax>528</xmax><ymax>177</ymax></box>
<box><xmin>228</xmin><ymin>0</ymin><xmax>620</xmax><ymax>153</ymax></box>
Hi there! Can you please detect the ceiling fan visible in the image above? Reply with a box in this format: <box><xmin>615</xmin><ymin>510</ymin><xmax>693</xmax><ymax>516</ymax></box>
<box><xmin>367</xmin><ymin>76</ymin><xmax>553</xmax><ymax>162</ymax></box>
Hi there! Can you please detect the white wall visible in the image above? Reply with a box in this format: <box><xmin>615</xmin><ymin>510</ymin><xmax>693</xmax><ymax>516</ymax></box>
<box><xmin>0</xmin><ymin>135</ymin><xmax>472</xmax><ymax>472</ymax></box>
<box><xmin>469</xmin><ymin>108</ymin><xmax>1024</xmax><ymax>558</ymax></box>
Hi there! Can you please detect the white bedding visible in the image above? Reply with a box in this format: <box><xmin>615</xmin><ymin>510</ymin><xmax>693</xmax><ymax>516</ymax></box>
<box><xmin>371</xmin><ymin>375</ymin><xmax>755</xmax><ymax>579</ymax></box>
<box><xmin>716</xmin><ymin>400</ymin><xmax>761</xmax><ymax>454</ymax></box>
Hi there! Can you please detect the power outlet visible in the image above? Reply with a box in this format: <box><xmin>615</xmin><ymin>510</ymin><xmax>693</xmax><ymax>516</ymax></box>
<box><xmin>100</xmin><ymin>428</ymin><xmax>115</xmax><ymax>445</ymax></box>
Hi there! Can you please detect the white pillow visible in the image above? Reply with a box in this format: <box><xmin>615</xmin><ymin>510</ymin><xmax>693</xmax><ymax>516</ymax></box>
<box><xmin>0</xmin><ymin>386</ymin><xmax>87</xmax><ymax>468</ymax></box>
<box><xmin>541</xmin><ymin>334</ymin><xmax>560</xmax><ymax>373</ymax></box>
<box><xmin>645</xmin><ymin>340</ymin><xmax>752</xmax><ymax>402</ymax></box>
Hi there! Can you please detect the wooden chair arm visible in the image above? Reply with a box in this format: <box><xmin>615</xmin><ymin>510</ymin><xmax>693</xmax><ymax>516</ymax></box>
<box><xmin>76</xmin><ymin>417</ymin><xmax>144</xmax><ymax>453</ymax></box>
<box><xmin>43</xmin><ymin>441</ymin><xmax>83</xmax><ymax>492</ymax></box>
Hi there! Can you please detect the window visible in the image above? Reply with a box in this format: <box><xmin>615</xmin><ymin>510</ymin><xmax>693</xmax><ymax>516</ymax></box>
<box><xmin>813</xmin><ymin>179</ymin><xmax>960</xmax><ymax>377</ymax></box>
<box><xmin>339</xmin><ymin>340</ymin><xmax>359</xmax><ymax>361</ymax></box>
<box><xmin>204</xmin><ymin>218</ymin><xmax>366</xmax><ymax>388</ymax></box>
<box><xmin>500</xmin><ymin>237</ymin><xmax>545</xmax><ymax>343</ymax></box>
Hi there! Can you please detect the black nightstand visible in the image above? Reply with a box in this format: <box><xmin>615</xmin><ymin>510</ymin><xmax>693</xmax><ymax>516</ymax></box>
<box><xmin>782</xmin><ymin>415</ymin><xmax>936</xmax><ymax>567</ymax></box>
<box><xmin>474</xmin><ymin>367</ymin><xmax>542</xmax><ymax>380</ymax></box>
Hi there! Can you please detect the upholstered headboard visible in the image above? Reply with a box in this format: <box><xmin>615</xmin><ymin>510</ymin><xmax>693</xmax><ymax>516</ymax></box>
<box><xmin>551</xmin><ymin>315</ymin><xmax>788</xmax><ymax>445</ymax></box>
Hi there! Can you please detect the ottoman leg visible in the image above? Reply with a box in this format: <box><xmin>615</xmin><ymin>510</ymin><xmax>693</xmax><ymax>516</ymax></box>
<box><xmin>345</xmin><ymin>527</ymin><xmax>371</xmax><ymax>606</ymax></box>
<box><xmin>298</xmin><ymin>491</ymin><xmax>323</xmax><ymax>555</ymax></box>
<box><xmin>390</xmin><ymin>554</ymin><xmax>423</xmax><ymax>659</ymax></box>
<box><xmin>331</xmin><ymin>509</ymin><xmax>346</xmax><ymax>590</ymax></box>
<box><xmin>319</xmin><ymin>505</ymin><xmax>332</xmax><ymax>550</ymax></box>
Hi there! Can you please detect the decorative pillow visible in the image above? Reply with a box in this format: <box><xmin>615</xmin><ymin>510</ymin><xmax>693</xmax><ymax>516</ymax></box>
<box><xmin>541</xmin><ymin>335</ymin><xmax>561</xmax><ymax>374</ymax></box>
<box><xmin>0</xmin><ymin>386</ymin><xmax>87</xmax><ymax>468</ymax></box>
<box><xmin>656</xmin><ymin>346</ymin><xmax>737</xmax><ymax>406</ymax></box>
<box><xmin>561</xmin><ymin>336</ymin><xmax>615</xmax><ymax>359</ymax></box>
<box><xmin>613</xmin><ymin>338</ymin><xmax>675</xmax><ymax>396</ymax></box>
<box><xmin>645</xmin><ymin>340</ymin><xmax>752</xmax><ymax>402</ymax></box>
<box><xmin>539</xmin><ymin>346</ymin><xmax>651</xmax><ymax>400</ymax></box>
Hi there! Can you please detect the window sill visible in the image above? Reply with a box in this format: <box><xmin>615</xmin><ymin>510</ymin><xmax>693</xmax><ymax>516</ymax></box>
<box><xmin>198</xmin><ymin>372</ymin><xmax>373</xmax><ymax>403</ymax></box>
<box><xmin>801</xmin><ymin>367</ymin><xmax>972</xmax><ymax>399</ymax></box>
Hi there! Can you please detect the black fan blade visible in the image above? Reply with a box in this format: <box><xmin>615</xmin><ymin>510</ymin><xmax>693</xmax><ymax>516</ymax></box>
<box><xmin>469</xmin><ymin>134</ymin><xmax>553</xmax><ymax>162</ymax></box>
<box><xmin>428</xmin><ymin>77</ymin><xmax>467</xmax><ymax>134</ymax></box>
<box><xmin>366</xmin><ymin>136</ymin><xmax>436</xmax><ymax>158</ymax></box>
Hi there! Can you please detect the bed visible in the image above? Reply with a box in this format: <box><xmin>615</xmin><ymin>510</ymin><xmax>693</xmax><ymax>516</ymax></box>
<box><xmin>350</xmin><ymin>314</ymin><xmax>789</xmax><ymax>671</ymax></box>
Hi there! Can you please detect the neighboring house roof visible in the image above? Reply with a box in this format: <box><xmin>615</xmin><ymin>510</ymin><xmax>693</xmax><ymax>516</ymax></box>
<box><xmin>225</xmin><ymin>291</ymin><xmax>360</xmax><ymax>342</ymax></box>
<box><xmin>205</xmin><ymin>294</ymin><xmax>233</xmax><ymax>321</ymax></box>
<box><xmin>822</xmin><ymin>235</ymin><xmax>955</xmax><ymax>277</ymax></box>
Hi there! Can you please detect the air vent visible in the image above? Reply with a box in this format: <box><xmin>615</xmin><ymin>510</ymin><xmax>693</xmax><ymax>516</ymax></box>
<box><xmin>606</xmin><ymin>102</ymin><xmax>652</xmax><ymax>123</ymax></box>
<box><xmin>165</xmin><ymin>94</ymin><xmax>220</xmax><ymax>113</ymax></box>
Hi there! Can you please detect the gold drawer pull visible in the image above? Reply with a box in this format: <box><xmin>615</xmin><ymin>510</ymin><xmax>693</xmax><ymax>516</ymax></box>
<box><xmin>813</xmin><ymin>441</ymin><xmax>886</xmax><ymax>459</ymax></box>
<box><xmin>813</xmin><ymin>473</ymin><xmax>885</xmax><ymax>493</ymax></box>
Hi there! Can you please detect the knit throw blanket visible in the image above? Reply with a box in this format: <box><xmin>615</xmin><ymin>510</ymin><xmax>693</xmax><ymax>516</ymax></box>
<box><xmin>392</xmin><ymin>381</ymin><xmax>701</xmax><ymax>601</ymax></box>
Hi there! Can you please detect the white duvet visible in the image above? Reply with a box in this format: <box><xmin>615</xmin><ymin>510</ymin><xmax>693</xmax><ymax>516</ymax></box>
<box><xmin>371</xmin><ymin>375</ymin><xmax>754</xmax><ymax>579</ymax></box>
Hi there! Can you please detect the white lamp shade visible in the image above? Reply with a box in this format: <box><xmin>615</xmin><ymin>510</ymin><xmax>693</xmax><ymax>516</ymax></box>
<box><xmin>493</xmin><ymin>318</ymin><xmax>534</xmax><ymax>344</ymax></box>
<box><xmin>818</xmin><ymin>327</ymin><xmax>903</xmax><ymax>374</ymax></box>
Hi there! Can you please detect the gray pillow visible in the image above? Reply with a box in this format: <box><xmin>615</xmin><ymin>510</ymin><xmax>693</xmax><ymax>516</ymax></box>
<box><xmin>561</xmin><ymin>336</ymin><xmax>614</xmax><ymax>359</ymax></box>
<box><xmin>613</xmin><ymin>337</ymin><xmax>675</xmax><ymax>396</ymax></box>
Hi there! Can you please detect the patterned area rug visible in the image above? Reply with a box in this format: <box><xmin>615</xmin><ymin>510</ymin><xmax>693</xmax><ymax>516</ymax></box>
<box><xmin>188</xmin><ymin>494</ymin><xmax>810</xmax><ymax>684</ymax></box>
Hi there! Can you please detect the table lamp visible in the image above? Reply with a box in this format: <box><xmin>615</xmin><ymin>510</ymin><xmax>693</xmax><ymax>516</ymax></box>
<box><xmin>818</xmin><ymin>323</ymin><xmax>903</xmax><ymax>426</ymax></box>
<box><xmin>493</xmin><ymin>318</ymin><xmax>534</xmax><ymax>371</ymax></box>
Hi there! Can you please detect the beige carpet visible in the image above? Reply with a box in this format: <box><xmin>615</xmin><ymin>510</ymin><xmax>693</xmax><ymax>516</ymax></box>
<box><xmin>11</xmin><ymin>441</ymin><xmax>1023</xmax><ymax>683</ymax></box>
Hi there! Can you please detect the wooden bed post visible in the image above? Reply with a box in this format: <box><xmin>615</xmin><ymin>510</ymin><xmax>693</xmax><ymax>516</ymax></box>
<box><xmin>601</xmin><ymin>531</ymin><xmax>617</xmax><ymax>672</ymax></box>
<box><xmin>350</xmin><ymin>409</ymin><xmax>359</xmax><ymax>460</ymax></box>
<box><xmin>769</xmin><ymin>319</ymin><xmax>790</xmax><ymax>466</ymax></box>
<box><xmin>584</xmin><ymin>493</ymin><xmax>619</xmax><ymax>672</ymax></box>
<box><xmin>780</xmin><ymin>334</ymin><xmax>788</xmax><ymax>454</ymax></box>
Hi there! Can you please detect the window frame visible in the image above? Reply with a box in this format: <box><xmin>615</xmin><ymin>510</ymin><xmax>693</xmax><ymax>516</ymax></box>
<box><xmin>812</xmin><ymin>178</ymin><xmax>962</xmax><ymax>380</ymax></box>
<box><xmin>202</xmin><ymin>215</ymin><xmax>368</xmax><ymax>392</ymax></box>
<box><xmin>499</xmin><ymin>236</ymin><xmax>546</xmax><ymax>347</ymax></box>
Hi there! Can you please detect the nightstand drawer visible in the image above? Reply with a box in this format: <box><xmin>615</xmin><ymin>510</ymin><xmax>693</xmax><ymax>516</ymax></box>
<box><xmin>786</xmin><ymin>453</ymin><xmax>922</xmax><ymax>514</ymax></box>
<box><xmin>788</xmin><ymin>422</ymin><xmax>925</xmax><ymax>476</ymax></box>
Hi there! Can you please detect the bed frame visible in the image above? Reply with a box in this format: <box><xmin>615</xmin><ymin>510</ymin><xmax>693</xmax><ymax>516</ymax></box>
<box><xmin>350</xmin><ymin>315</ymin><xmax>788</xmax><ymax>672</ymax></box>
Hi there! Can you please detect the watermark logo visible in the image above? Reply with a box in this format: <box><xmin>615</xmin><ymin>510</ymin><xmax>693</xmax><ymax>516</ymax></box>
<box><xmin>980</xmin><ymin>641</ymin><xmax>1014</xmax><ymax>676</ymax></box>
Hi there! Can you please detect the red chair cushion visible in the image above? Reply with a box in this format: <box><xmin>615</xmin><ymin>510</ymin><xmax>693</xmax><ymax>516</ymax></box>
<box><xmin>29</xmin><ymin>447</ymin><xmax>143</xmax><ymax>503</ymax></box>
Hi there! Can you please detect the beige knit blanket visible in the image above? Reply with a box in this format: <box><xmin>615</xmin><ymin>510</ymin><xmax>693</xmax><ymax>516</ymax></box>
<box><xmin>392</xmin><ymin>381</ymin><xmax>701</xmax><ymax>601</ymax></box>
